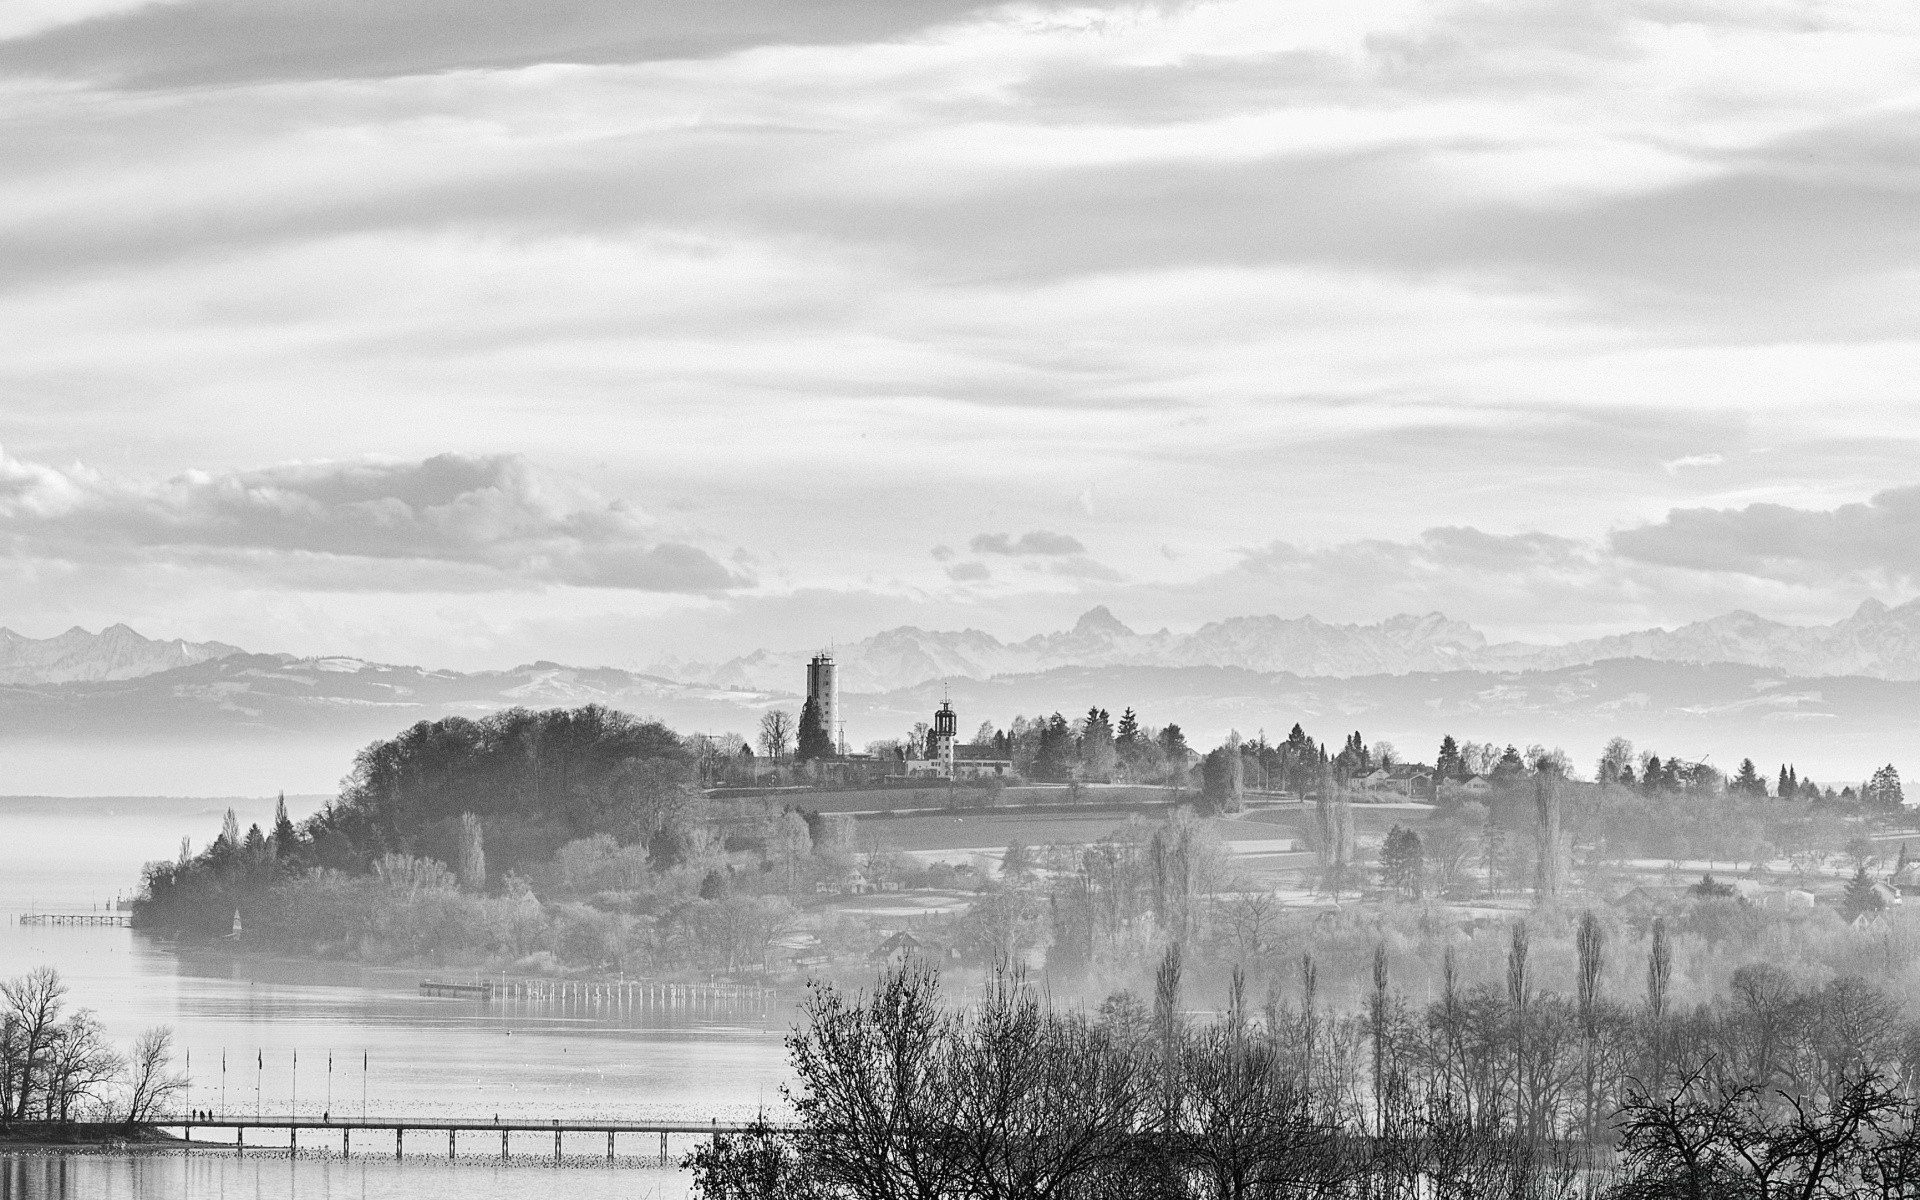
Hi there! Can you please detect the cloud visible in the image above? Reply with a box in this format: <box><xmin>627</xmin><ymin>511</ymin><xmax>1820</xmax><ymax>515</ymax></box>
<box><xmin>0</xmin><ymin>0</ymin><xmax>1121</xmax><ymax>88</ymax></box>
<box><xmin>1612</xmin><ymin>487</ymin><xmax>1920</xmax><ymax>583</ymax></box>
<box><xmin>1663</xmin><ymin>454</ymin><xmax>1724</xmax><ymax>473</ymax></box>
<box><xmin>0</xmin><ymin>449</ymin><xmax>744</xmax><ymax>592</ymax></box>
<box><xmin>930</xmin><ymin>544</ymin><xmax>955</xmax><ymax>561</ymax></box>
<box><xmin>1047</xmin><ymin>556</ymin><xmax>1124</xmax><ymax>582</ymax></box>
<box><xmin>971</xmin><ymin>530</ymin><xmax>1086</xmax><ymax>556</ymax></box>
<box><xmin>946</xmin><ymin>561</ymin><xmax>991</xmax><ymax>582</ymax></box>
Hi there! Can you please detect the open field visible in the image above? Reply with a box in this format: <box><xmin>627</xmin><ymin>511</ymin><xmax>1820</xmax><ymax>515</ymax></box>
<box><xmin>860</xmin><ymin>807</ymin><xmax>1173</xmax><ymax>853</ymax></box>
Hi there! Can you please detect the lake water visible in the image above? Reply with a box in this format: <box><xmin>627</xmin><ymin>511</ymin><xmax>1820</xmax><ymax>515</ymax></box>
<box><xmin>0</xmin><ymin>798</ymin><xmax>794</xmax><ymax>1199</ymax></box>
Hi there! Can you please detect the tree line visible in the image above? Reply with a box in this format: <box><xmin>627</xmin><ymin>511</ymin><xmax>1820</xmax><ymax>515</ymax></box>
<box><xmin>694</xmin><ymin>935</ymin><xmax>1920</xmax><ymax>1200</ymax></box>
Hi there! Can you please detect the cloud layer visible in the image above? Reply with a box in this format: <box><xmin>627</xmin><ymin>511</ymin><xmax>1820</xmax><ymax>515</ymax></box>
<box><xmin>0</xmin><ymin>449</ymin><xmax>742</xmax><ymax>592</ymax></box>
<box><xmin>1614</xmin><ymin>487</ymin><xmax>1920</xmax><ymax>585</ymax></box>
<box><xmin>1</xmin><ymin>0</ymin><xmax>1918</xmax><ymax>665</ymax></box>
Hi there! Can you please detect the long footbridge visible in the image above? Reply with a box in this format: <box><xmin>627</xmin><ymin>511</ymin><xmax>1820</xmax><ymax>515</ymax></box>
<box><xmin>157</xmin><ymin>1115</ymin><xmax>761</xmax><ymax>1163</ymax></box>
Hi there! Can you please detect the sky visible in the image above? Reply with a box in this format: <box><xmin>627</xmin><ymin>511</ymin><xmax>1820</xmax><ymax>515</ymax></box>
<box><xmin>3</xmin><ymin>0</ymin><xmax>1920</xmax><ymax>671</ymax></box>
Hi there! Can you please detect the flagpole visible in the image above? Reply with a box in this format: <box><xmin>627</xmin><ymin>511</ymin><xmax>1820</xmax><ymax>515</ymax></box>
<box><xmin>220</xmin><ymin>1049</ymin><xmax>226</xmax><ymax>1117</ymax></box>
<box><xmin>292</xmin><ymin>1049</ymin><xmax>298</xmax><ymax>1119</ymax></box>
<box><xmin>362</xmin><ymin>1051</ymin><xmax>367</xmax><ymax>1121</ymax></box>
<box><xmin>255</xmin><ymin>1049</ymin><xmax>262</xmax><ymax>1120</ymax></box>
<box><xmin>326</xmin><ymin>1051</ymin><xmax>333</xmax><ymax>1118</ymax></box>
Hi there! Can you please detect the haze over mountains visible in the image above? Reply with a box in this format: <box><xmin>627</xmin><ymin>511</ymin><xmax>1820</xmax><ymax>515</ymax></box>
<box><xmin>0</xmin><ymin>624</ymin><xmax>240</xmax><ymax>685</ymax></box>
<box><xmin>650</xmin><ymin>599</ymin><xmax>1920</xmax><ymax>691</ymax></box>
<box><xmin>6</xmin><ymin>602</ymin><xmax>1920</xmax><ymax>793</ymax></box>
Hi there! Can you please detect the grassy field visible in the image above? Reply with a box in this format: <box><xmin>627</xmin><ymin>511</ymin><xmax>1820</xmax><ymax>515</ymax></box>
<box><xmin>860</xmin><ymin>807</ymin><xmax>1174</xmax><ymax>853</ymax></box>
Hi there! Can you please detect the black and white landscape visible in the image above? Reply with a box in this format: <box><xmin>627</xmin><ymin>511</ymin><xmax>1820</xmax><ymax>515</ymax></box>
<box><xmin>5</xmin><ymin>0</ymin><xmax>1920</xmax><ymax>1197</ymax></box>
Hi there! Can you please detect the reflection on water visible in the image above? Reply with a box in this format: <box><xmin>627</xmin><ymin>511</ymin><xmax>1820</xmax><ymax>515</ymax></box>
<box><xmin>0</xmin><ymin>1149</ymin><xmax>704</xmax><ymax>1199</ymax></box>
<box><xmin>0</xmin><ymin>800</ymin><xmax>795</xmax><ymax>1198</ymax></box>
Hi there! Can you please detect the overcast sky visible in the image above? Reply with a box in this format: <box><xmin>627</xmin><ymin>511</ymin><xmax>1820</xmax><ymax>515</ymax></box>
<box><xmin>2</xmin><ymin>0</ymin><xmax>1918</xmax><ymax>670</ymax></box>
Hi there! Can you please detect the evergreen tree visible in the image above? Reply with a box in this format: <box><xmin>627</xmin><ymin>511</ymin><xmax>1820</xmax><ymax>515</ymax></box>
<box><xmin>1843</xmin><ymin>867</ymin><xmax>1886</xmax><ymax>922</ymax></box>
<box><xmin>1777</xmin><ymin>764</ymin><xmax>1795</xmax><ymax>801</ymax></box>
<box><xmin>796</xmin><ymin>695</ymin><xmax>834</xmax><ymax>763</ymax></box>
<box><xmin>1156</xmin><ymin>723</ymin><xmax>1190</xmax><ymax>764</ymax></box>
<box><xmin>271</xmin><ymin>792</ymin><xmax>298</xmax><ymax>859</ymax></box>
<box><xmin>1114</xmin><ymin>708</ymin><xmax>1140</xmax><ymax>747</ymax></box>
<box><xmin>1380</xmin><ymin>826</ymin><xmax>1423</xmax><ymax>898</ymax></box>
<box><xmin>1033</xmin><ymin>713</ymin><xmax>1076</xmax><ymax>782</ymax></box>
<box><xmin>1436</xmin><ymin>735</ymin><xmax>1462</xmax><ymax>780</ymax></box>
<box><xmin>1080</xmin><ymin>707</ymin><xmax>1116</xmax><ymax>779</ymax></box>
<box><xmin>1491</xmin><ymin>745</ymin><xmax>1526</xmax><ymax>783</ymax></box>
<box><xmin>1731</xmin><ymin>759</ymin><xmax>1764</xmax><ymax>797</ymax></box>
<box><xmin>1865</xmin><ymin>764</ymin><xmax>1905</xmax><ymax>810</ymax></box>
<box><xmin>1642</xmin><ymin>756</ymin><xmax>1663</xmax><ymax>793</ymax></box>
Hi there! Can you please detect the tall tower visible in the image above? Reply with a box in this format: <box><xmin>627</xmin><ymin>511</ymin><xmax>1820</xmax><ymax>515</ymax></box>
<box><xmin>807</xmin><ymin>652</ymin><xmax>841</xmax><ymax>756</ymax></box>
<box><xmin>932</xmin><ymin>693</ymin><xmax>958</xmax><ymax>778</ymax></box>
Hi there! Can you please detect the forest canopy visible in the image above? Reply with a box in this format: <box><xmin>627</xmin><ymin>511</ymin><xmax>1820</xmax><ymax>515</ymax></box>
<box><xmin>311</xmin><ymin>704</ymin><xmax>698</xmax><ymax>877</ymax></box>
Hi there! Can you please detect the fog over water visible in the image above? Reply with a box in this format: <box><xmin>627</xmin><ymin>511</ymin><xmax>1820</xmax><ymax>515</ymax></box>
<box><xmin>0</xmin><ymin>799</ymin><xmax>790</xmax><ymax>1199</ymax></box>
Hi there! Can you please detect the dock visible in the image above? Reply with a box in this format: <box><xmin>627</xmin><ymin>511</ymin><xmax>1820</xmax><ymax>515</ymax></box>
<box><xmin>419</xmin><ymin>977</ymin><xmax>778</xmax><ymax>1006</ymax></box>
<box><xmin>157</xmin><ymin>1115</ymin><xmax>761</xmax><ymax>1163</ymax></box>
<box><xmin>15</xmin><ymin>912</ymin><xmax>131</xmax><ymax>927</ymax></box>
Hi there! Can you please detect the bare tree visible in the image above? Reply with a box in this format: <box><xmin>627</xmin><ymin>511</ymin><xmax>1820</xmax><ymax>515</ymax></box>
<box><xmin>40</xmin><ymin>1011</ymin><xmax>120</xmax><ymax>1122</ymax></box>
<box><xmin>2</xmin><ymin>966</ymin><xmax>67</xmax><ymax>1122</ymax></box>
<box><xmin>121</xmin><ymin>1026</ymin><xmax>185</xmax><ymax>1124</ymax></box>
<box><xmin>758</xmin><ymin>709</ymin><xmax>794</xmax><ymax>758</ymax></box>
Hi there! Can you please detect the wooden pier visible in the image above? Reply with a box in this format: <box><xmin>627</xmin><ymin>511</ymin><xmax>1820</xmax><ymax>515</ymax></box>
<box><xmin>419</xmin><ymin>977</ymin><xmax>777</xmax><ymax>1006</ymax></box>
<box><xmin>157</xmin><ymin>1115</ymin><xmax>759</xmax><ymax>1164</ymax></box>
<box><xmin>15</xmin><ymin>912</ymin><xmax>130</xmax><ymax>927</ymax></box>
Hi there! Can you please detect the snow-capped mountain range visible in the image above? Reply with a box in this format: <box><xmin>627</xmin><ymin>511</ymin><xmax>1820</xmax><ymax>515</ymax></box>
<box><xmin>0</xmin><ymin>623</ymin><xmax>241</xmax><ymax>685</ymax></box>
<box><xmin>650</xmin><ymin>598</ymin><xmax>1920</xmax><ymax>691</ymax></box>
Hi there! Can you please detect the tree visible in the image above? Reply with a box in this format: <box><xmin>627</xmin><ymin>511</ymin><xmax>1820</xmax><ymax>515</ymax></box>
<box><xmin>1002</xmin><ymin>842</ymin><xmax>1035</xmax><ymax>880</ymax></box>
<box><xmin>758</xmin><ymin>709</ymin><xmax>794</xmax><ymax>759</ymax></box>
<box><xmin>1843</xmin><ymin>868</ymin><xmax>1886</xmax><ymax>923</ymax></box>
<box><xmin>1731</xmin><ymin>758</ymin><xmax>1766</xmax><ymax>797</ymax></box>
<box><xmin>1156</xmin><ymin>724</ymin><xmax>1190</xmax><ymax>776</ymax></box>
<box><xmin>1080</xmin><ymin>707</ymin><xmax>1116</xmax><ymax>780</ymax></box>
<box><xmin>456</xmin><ymin>811</ymin><xmax>486</xmax><ymax>891</ymax></box>
<box><xmin>122</xmin><ymin>1026</ymin><xmax>185</xmax><ymax>1124</ymax></box>
<box><xmin>1200</xmin><ymin>733</ymin><xmax>1244</xmax><ymax>814</ymax></box>
<box><xmin>271</xmin><ymin>792</ymin><xmax>298</xmax><ymax>859</ymax></box>
<box><xmin>1436</xmin><ymin>735</ymin><xmax>1463</xmax><ymax>780</ymax></box>
<box><xmin>1033</xmin><ymin>713</ymin><xmax>1077</xmax><ymax>782</ymax></box>
<box><xmin>1597</xmin><ymin>737</ymin><xmax>1635</xmax><ymax>786</ymax></box>
<box><xmin>1647</xmin><ymin>917</ymin><xmax>1672</xmax><ymax>1021</ymax></box>
<box><xmin>1864</xmin><ymin>764</ymin><xmax>1905</xmax><ymax>810</ymax></box>
<box><xmin>1490</xmin><ymin>745</ymin><xmax>1526</xmax><ymax>783</ymax></box>
<box><xmin>1380</xmin><ymin>826</ymin><xmax>1423</xmax><ymax>899</ymax></box>
<box><xmin>796</xmin><ymin>696</ymin><xmax>834</xmax><ymax>763</ymax></box>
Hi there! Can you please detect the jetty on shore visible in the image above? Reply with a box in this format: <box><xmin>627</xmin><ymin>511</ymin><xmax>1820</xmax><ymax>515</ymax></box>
<box><xmin>419</xmin><ymin>977</ymin><xmax>777</xmax><ymax>1006</ymax></box>
<box><xmin>158</xmin><ymin>1115</ymin><xmax>757</xmax><ymax>1163</ymax></box>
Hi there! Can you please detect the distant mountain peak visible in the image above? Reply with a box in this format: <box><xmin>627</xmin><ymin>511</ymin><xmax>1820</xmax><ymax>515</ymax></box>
<box><xmin>648</xmin><ymin>596</ymin><xmax>1920</xmax><ymax>693</ymax></box>
<box><xmin>0</xmin><ymin>624</ymin><xmax>243</xmax><ymax>685</ymax></box>
<box><xmin>1071</xmin><ymin>606</ymin><xmax>1133</xmax><ymax>637</ymax></box>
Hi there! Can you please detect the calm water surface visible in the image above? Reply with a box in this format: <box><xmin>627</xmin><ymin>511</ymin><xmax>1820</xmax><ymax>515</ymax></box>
<box><xmin>0</xmin><ymin>799</ymin><xmax>794</xmax><ymax>1198</ymax></box>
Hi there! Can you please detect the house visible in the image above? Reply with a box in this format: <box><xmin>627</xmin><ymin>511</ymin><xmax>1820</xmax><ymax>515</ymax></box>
<box><xmin>873</xmin><ymin>931</ymin><xmax>961</xmax><ymax>968</ymax></box>
<box><xmin>1437</xmin><ymin>773</ymin><xmax>1494</xmax><ymax>798</ymax></box>
<box><xmin>1384</xmin><ymin>764</ymin><xmax>1435</xmax><ymax>800</ymax></box>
